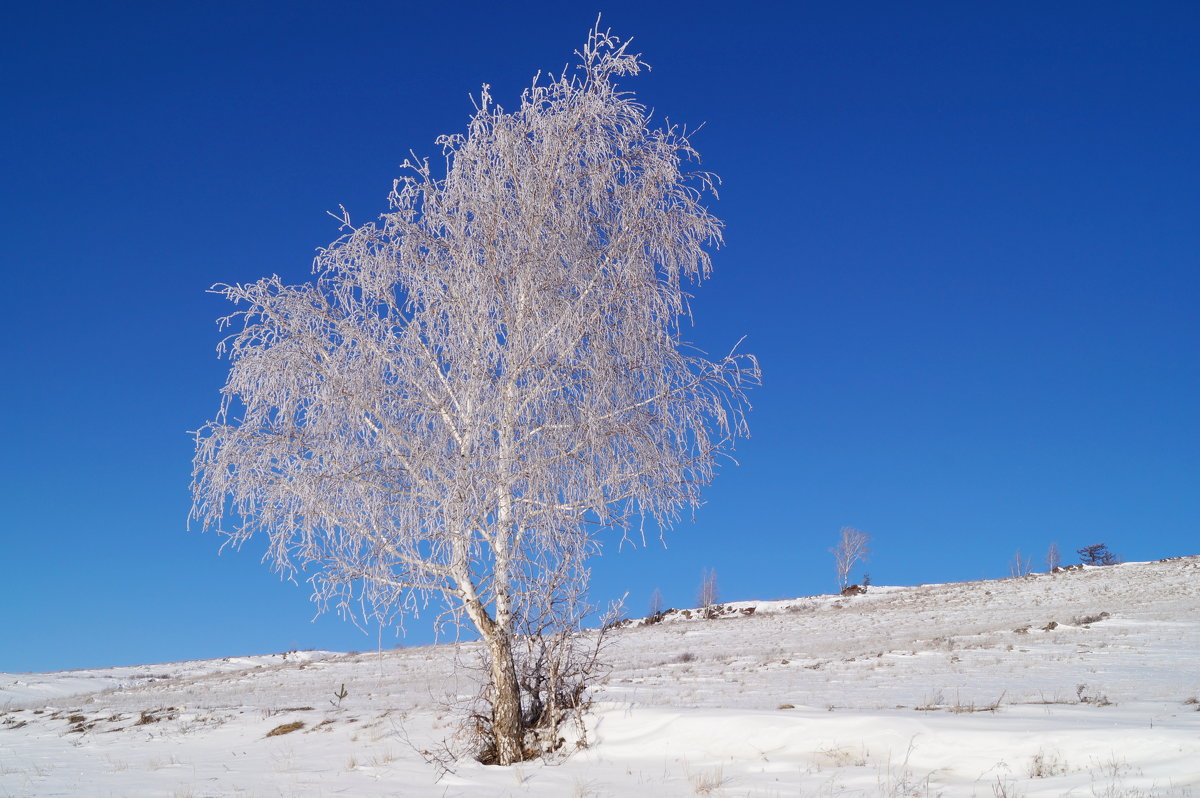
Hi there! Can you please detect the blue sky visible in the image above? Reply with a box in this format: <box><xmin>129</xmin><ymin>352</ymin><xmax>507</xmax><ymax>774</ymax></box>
<box><xmin>3</xmin><ymin>1</ymin><xmax>1196</xmax><ymax>673</ymax></box>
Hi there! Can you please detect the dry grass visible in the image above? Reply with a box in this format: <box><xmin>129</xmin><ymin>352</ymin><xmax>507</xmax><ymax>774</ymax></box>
<box><xmin>135</xmin><ymin>708</ymin><xmax>178</xmax><ymax>726</ymax></box>
<box><xmin>689</xmin><ymin>765</ymin><xmax>729</xmax><ymax>795</ymax></box>
<box><xmin>305</xmin><ymin>718</ymin><xmax>337</xmax><ymax>732</ymax></box>
<box><xmin>1028</xmin><ymin>747</ymin><xmax>1068</xmax><ymax>778</ymax></box>
<box><xmin>948</xmin><ymin>691</ymin><xmax>1005</xmax><ymax>714</ymax></box>
<box><xmin>266</xmin><ymin>720</ymin><xmax>305</xmax><ymax>737</ymax></box>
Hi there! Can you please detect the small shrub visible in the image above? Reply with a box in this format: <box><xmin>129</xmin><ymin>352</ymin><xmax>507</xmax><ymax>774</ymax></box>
<box><xmin>1075</xmin><ymin>684</ymin><xmax>1113</xmax><ymax>706</ymax></box>
<box><xmin>451</xmin><ymin>604</ymin><xmax>616</xmax><ymax>768</ymax></box>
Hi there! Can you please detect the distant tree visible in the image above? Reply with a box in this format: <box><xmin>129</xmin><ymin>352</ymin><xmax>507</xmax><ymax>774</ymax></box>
<box><xmin>1009</xmin><ymin>548</ymin><xmax>1032</xmax><ymax>578</ymax></box>
<box><xmin>831</xmin><ymin>527</ymin><xmax>871</xmax><ymax>590</ymax></box>
<box><xmin>697</xmin><ymin>568</ymin><xmax>719</xmax><ymax>615</ymax></box>
<box><xmin>1077</xmin><ymin>543</ymin><xmax>1117</xmax><ymax>566</ymax></box>
<box><xmin>1046</xmin><ymin>542</ymin><xmax>1062</xmax><ymax>571</ymax></box>
<box><xmin>190</xmin><ymin>25</ymin><xmax>757</xmax><ymax>766</ymax></box>
<box><xmin>648</xmin><ymin>588</ymin><xmax>664</xmax><ymax>618</ymax></box>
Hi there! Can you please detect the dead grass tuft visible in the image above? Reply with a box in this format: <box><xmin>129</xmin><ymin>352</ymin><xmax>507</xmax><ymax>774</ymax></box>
<box><xmin>1028</xmin><ymin>747</ymin><xmax>1068</xmax><ymax>778</ymax></box>
<box><xmin>305</xmin><ymin>718</ymin><xmax>337</xmax><ymax>733</ymax></box>
<box><xmin>266</xmin><ymin>721</ymin><xmax>305</xmax><ymax>737</ymax></box>
<box><xmin>689</xmin><ymin>765</ymin><xmax>729</xmax><ymax>795</ymax></box>
<box><xmin>948</xmin><ymin>692</ymin><xmax>1005</xmax><ymax>713</ymax></box>
<box><xmin>135</xmin><ymin>708</ymin><xmax>178</xmax><ymax>726</ymax></box>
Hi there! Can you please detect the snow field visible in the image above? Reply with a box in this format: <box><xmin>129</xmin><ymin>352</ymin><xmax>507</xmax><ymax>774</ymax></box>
<box><xmin>3</xmin><ymin>557</ymin><xmax>1199</xmax><ymax>796</ymax></box>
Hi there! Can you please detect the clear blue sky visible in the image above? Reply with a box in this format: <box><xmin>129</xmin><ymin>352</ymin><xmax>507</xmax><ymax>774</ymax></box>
<box><xmin>3</xmin><ymin>1</ymin><xmax>1196</xmax><ymax>673</ymax></box>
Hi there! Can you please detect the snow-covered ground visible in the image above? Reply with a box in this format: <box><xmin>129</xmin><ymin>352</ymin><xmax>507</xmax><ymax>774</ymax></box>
<box><xmin>3</xmin><ymin>557</ymin><xmax>1199</xmax><ymax>796</ymax></box>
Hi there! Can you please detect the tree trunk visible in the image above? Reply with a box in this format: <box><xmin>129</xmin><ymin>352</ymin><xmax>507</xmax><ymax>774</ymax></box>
<box><xmin>487</xmin><ymin>631</ymin><xmax>525</xmax><ymax>765</ymax></box>
<box><xmin>462</xmin><ymin>590</ymin><xmax>524</xmax><ymax>765</ymax></box>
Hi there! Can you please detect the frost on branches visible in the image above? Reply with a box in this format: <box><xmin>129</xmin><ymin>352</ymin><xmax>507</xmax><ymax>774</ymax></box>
<box><xmin>191</xmin><ymin>25</ymin><xmax>758</xmax><ymax>766</ymax></box>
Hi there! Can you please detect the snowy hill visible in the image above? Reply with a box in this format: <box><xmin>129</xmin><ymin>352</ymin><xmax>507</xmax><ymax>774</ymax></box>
<box><xmin>3</xmin><ymin>557</ymin><xmax>1199</xmax><ymax>796</ymax></box>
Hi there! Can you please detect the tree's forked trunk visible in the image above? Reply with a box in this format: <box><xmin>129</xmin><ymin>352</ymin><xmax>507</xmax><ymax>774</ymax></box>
<box><xmin>487</xmin><ymin>631</ymin><xmax>525</xmax><ymax>765</ymax></box>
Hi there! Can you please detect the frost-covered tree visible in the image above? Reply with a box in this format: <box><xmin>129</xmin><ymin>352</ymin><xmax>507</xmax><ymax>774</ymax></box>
<box><xmin>696</xmin><ymin>568</ymin><xmax>719</xmax><ymax>615</ymax></box>
<box><xmin>648</xmin><ymin>587</ymin><xmax>664</xmax><ymax>617</ymax></box>
<box><xmin>831</xmin><ymin>526</ymin><xmax>871</xmax><ymax>590</ymax></box>
<box><xmin>191</xmin><ymin>25</ymin><xmax>757</xmax><ymax>765</ymax></box>
<box><xmin>1046</xmin><ymin>541</ymin><xmax>1062</xmax><ymax>571</ymax></box>
<box><xmin>1009</xmin><ymin>548</ymin><xmax>1032</xmax><ymax>578</ymax></box>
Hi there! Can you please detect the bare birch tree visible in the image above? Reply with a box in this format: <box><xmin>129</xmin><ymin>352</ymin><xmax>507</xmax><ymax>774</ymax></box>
<box><xmin>190</xmin><ymin>25</ymin><xmax>757</xmax><ymax>766</ymax></box>
<box><xmin>696</xmin><ymin>568</ymin><xmax>719</xmax><ymax>617</ymax></box>
<box><xmin>1046</xmin><ymin>541</ymin><xmax>1062</xmax><ymax>571</ymax></box>
<box><xmin>648</xmin><ymin>587</ymin><xmax>664</xmax><ymax>618</ymax></box>
<box><xmin>831</xmin><ymin>526</ymin><xmax>871</xmax><ymax>591</ymax></box>
<box><xmin>1009</xmin><ymin>548</ymin><xmax>1032</xmax><ymax>578</ymax></box>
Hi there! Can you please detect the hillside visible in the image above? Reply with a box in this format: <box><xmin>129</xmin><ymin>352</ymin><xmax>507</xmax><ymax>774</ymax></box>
<box><xmin>3</xmin><ymin>557</ymin><xmax>1199</xmax><ymax>796</ymax></box>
